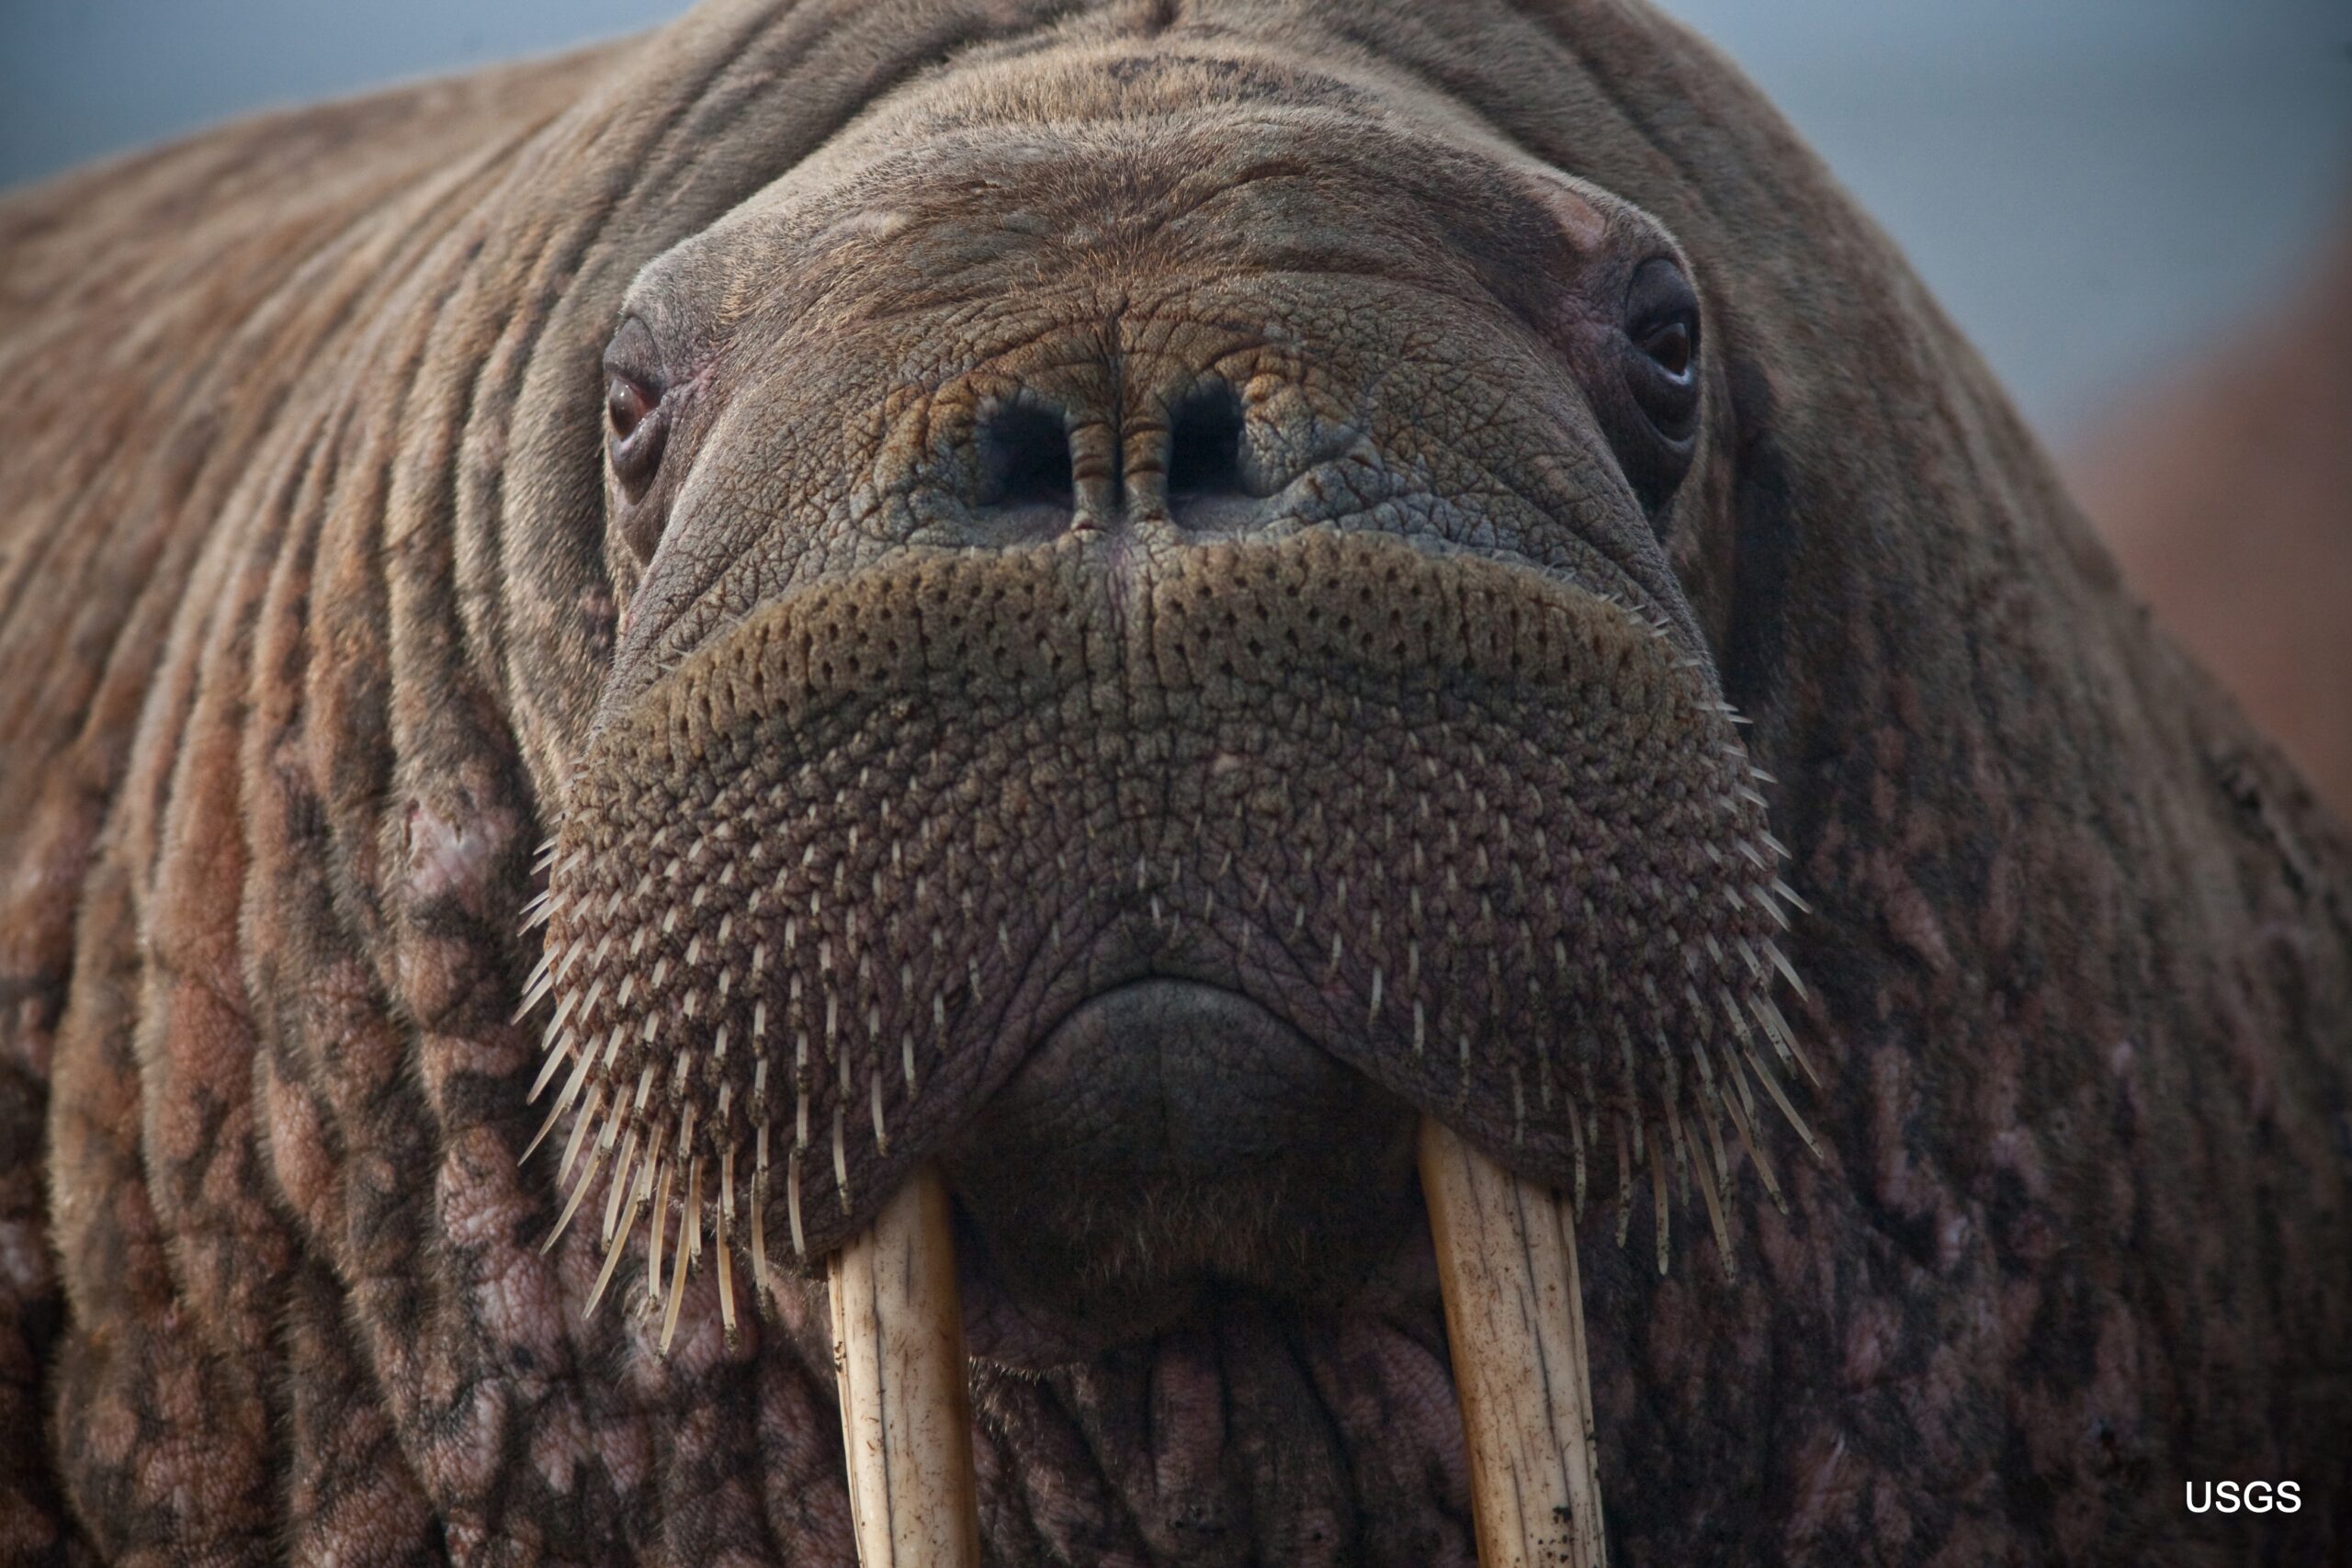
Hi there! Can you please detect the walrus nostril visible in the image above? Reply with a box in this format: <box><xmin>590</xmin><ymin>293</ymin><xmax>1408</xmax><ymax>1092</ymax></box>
<box><xmin>1165</xmin><ymin>382</ymin><xmax>1250</xmax><ymax>529</ymax></box>
<box><xmin>975</xmin><ymin>400</ymin><xmax>1075</xmax><ymax>534</ymax></box>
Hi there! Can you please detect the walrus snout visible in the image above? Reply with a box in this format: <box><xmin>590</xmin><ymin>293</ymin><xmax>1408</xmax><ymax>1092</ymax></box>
<box><xmin>532</xmin><ymin>530</ymin><xmax>1807</xmax><ymax>1289</ymax></box>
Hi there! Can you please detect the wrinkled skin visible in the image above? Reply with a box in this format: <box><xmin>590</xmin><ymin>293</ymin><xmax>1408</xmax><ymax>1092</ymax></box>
<box><xmin>1</xmin><ymin>2</ymin><xmax>2347</xmax><ymax>1564</ymax></box>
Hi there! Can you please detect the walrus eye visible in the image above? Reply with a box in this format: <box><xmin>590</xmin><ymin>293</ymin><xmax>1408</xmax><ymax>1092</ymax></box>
<box><xmin>605</xmin><ymin>369</ymin><xmax>667</xmax><ymax>486</ymax></box>
<box><xmin>606</xmin><ymin>374</ymin><xmax>656</xmax><ymax>444</ymax></box>
<box><xmin>1639</xmin><ymin>317</ymin><xmax>1693</xmax><ymax>381</ymax></box>
<box><xmin>602</xmin><ymin>316</ymin><xmax>670</xmax><ymax>501</ymax></box>
<box><xmin>1623</xmin><ymin>257</ymin><xmax>1701</xmax><ymax>443</ymax></box>
<box><xmin>1604</xmin><ymin>256</ymin><xmax>1702</xmax><ymax>511</ymax></box>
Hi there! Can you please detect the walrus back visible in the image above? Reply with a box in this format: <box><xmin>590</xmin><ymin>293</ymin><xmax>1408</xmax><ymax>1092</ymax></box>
<box><xmin>0</xmin><ymin>48</ymin><xmax>605</xmax><ymax>864</ymax></box>
<box><xmin>0</xmin><ymin>50</ymin><xmax>605</xmax><ymax>1559</ymax></box>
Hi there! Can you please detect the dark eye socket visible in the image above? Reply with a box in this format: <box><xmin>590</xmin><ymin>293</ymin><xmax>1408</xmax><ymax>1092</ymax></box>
<box><xmin>1621</xmin><ymin>257</ymin><xmax>1702</xmax><ymax>446</ymax></box>
<box><xmin>1600</xmin><ymin>256</ymin><xmax>1702</xmax><ymax>513</ymax></box>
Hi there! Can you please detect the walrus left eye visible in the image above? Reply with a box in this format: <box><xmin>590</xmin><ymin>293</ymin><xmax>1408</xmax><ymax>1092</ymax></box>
<box><xmin>1639</xmin><ymin>317</ymin><xmax>1693</xmax><ymax>381</ymax></box>
<box><xmin>1623</xmin><ymin>257</ymin><xmax>1701</xmax><ymax>443</ymax></box>
<box><xmin>1603</xmin><ymin>256</ymin><xmax>1702</xmax><ymax>511</ymax></box>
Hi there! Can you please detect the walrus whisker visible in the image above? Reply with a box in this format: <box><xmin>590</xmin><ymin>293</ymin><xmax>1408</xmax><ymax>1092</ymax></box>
<box><xmin>514</xmin><ymin>953</ymin><xmax>557</xmax><ymax>1019</ymax></box>
<box><xmin>717</xmin><ymin>1161</ymin><xmax>741</xmax><ymax>1341</ymax></box>
<box><xmin>1743</xmin><ymin>990</ymin><xmax>1794</xmax><ymax>1067</ymax></box>
<box><xmin>1727</xmin><ymin>1098</ymin><xmax>1789</xmax><ymax>1213</ymax></box>
<box><xmin>1764</xmin><ymin>937</ymin><xmax>1810</xmax><ymax>1000</ymax></box>
<box><xmin>1750</xmin><ymin>992</ymin><xmax>1822</xmax><ymax>1089</ymax></box>
<box><xmin>1694</xmin><ymin>1076</ymin><xmax>1735</xmax><ymax>1186</ymax></box>
<box><xmin>1708</xmin><ymin>1029</ymin><xmax>1755</xmax><ymax>1116</ymax></box>
<box><xmin>538</xmin><ymin>989</ymin><xmax>579</xmax><ymax>1051</ymax></box>
<box><xmin>658</xmin><ymin>1164</ymin><xmax>695</xmax><ymax>1354</ymax></box>
<box><xmin>1650</xmin><ymin>1125</ymin><xmax>1672</xmax><ymax>1276</ymax></box>
<box><xmin>586</xmin><ymin>1193</ymin><xmax>642</xmax><ymax>1317</ymax></box>
<box><xmin>605</xmin><ymin>1132</ymin><xmax>639</xmax><ymax>1245</ymax></box>
<box><xmin>647</xmin><ymin>1158</ymin><xmax>673</xmax><ymax>1308</ymax></box>
<box><xmin>544</xmin><ymin>1142</ymin><xmax>606</xmax><ymax>1256</ymax></box>
<box><xmin>1743</xmin><ymin>1046</ymin><xmax>1826</xmax><ymax>1166</ymax></box>
<box><xmin>1665</xmin><ymin>1083</ymin><xmax>1693</xmax><ymax>1208</ymax></box>
<box><xmin>526</xmin><ymin>1032</ymin><xmax>574</xmax><ymax>1107</ymax></box>
<box><xmin>522</xmin><ymin>1078</ymin><xmax>572</xmax><ymax>1162</ymax></box>
<box><xmin>558</xmin><ymin>1088</ymin><xmax>605</xmax><ymax>1184</ymax></box>
<box><xmin>787</xmin><ymin>1145</ymin><xmax>807</xmax><ymax>1258</ymax></box>
<box><xmin>1690</xmin><ymin>1109</ymin><xmax>1737</xmax><ymax>1281</ymax></box>
<box><xmin>1612</xmin><ymin>1022</ymin><xmax>1645</xmax><ymax>1168</ymax></box>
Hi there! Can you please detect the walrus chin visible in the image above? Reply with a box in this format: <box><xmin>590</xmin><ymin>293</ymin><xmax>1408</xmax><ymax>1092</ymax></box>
<box><xmin>523</xmin><ymin>526</ymin><xmax>1817</xmax><ymax>1565</ymax></box>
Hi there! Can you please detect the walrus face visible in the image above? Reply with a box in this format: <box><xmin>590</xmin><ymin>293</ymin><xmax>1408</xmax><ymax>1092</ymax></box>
<box><xmin>529</xmin><ymin>42</ymin><xmax>1808</xmax><ymax>1553</ymax></box>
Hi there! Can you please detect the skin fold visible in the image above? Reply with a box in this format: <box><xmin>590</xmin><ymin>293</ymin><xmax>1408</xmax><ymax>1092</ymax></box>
<box><xmin>0</xmin><ymin>2</ymin><xmax>2346</xmax><ymax>1562</ymax></box>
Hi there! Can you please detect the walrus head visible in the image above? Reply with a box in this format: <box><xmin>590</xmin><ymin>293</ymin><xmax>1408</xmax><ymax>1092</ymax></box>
<box><xmin>525</xmin><ymin>28</ymin><xmax>1815</xmax><ymax>1559</ymax></box>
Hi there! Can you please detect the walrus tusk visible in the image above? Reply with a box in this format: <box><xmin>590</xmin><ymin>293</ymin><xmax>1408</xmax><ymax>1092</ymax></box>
<box><xmin>827</xmin><ymin>1167</ymin><xmax>983</xmax><ymax>1568</ymax></box>
<box><xmin>1419</xmin><ymin>1118</ymin><xmax>1609</xmax><ymax>1568</ymax></box>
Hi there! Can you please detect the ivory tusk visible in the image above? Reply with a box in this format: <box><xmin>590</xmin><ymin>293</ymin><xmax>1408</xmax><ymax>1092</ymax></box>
<box><xmin>1419</xmin><ymin>1117</ymin><xmax>1608</xmax><ymax>1568</ymax></box>
<box><xmin>828</xmin><ymin>1166</ymin><xmax>983</xmax><ymax>1567</ymax></box>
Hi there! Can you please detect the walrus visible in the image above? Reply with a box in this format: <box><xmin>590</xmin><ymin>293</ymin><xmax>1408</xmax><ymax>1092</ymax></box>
<box><xmin>2</xmin><ymin>1</ymin><xmax>2347</xmax><ymax>1563</ymax></box>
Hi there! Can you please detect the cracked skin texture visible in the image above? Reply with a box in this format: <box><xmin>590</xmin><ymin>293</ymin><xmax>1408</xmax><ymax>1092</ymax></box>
<box><xmin>0</xmin><ymin>0</ymin><xmax>2346</xmax><ymax>1562</ymax></box>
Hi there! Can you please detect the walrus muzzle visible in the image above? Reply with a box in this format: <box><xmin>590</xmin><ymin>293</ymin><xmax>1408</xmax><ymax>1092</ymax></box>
<box><xmin>528</xmin><ymin>525</ymin><xmax>1809</xmax><ymax>1563</ymax></box>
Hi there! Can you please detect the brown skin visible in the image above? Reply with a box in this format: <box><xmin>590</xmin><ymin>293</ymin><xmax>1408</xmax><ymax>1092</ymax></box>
<box><xmin>1</xmin><ymin>2</ymin><xmax>2347</xmax><ymax>1563</ymax></box>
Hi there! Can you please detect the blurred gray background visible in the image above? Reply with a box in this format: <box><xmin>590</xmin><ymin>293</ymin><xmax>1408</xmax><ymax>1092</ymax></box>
<box><xmin>2</xmin><ymin>0</ymin><xmax>2346</xmax><ymax>444</ymax></box>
